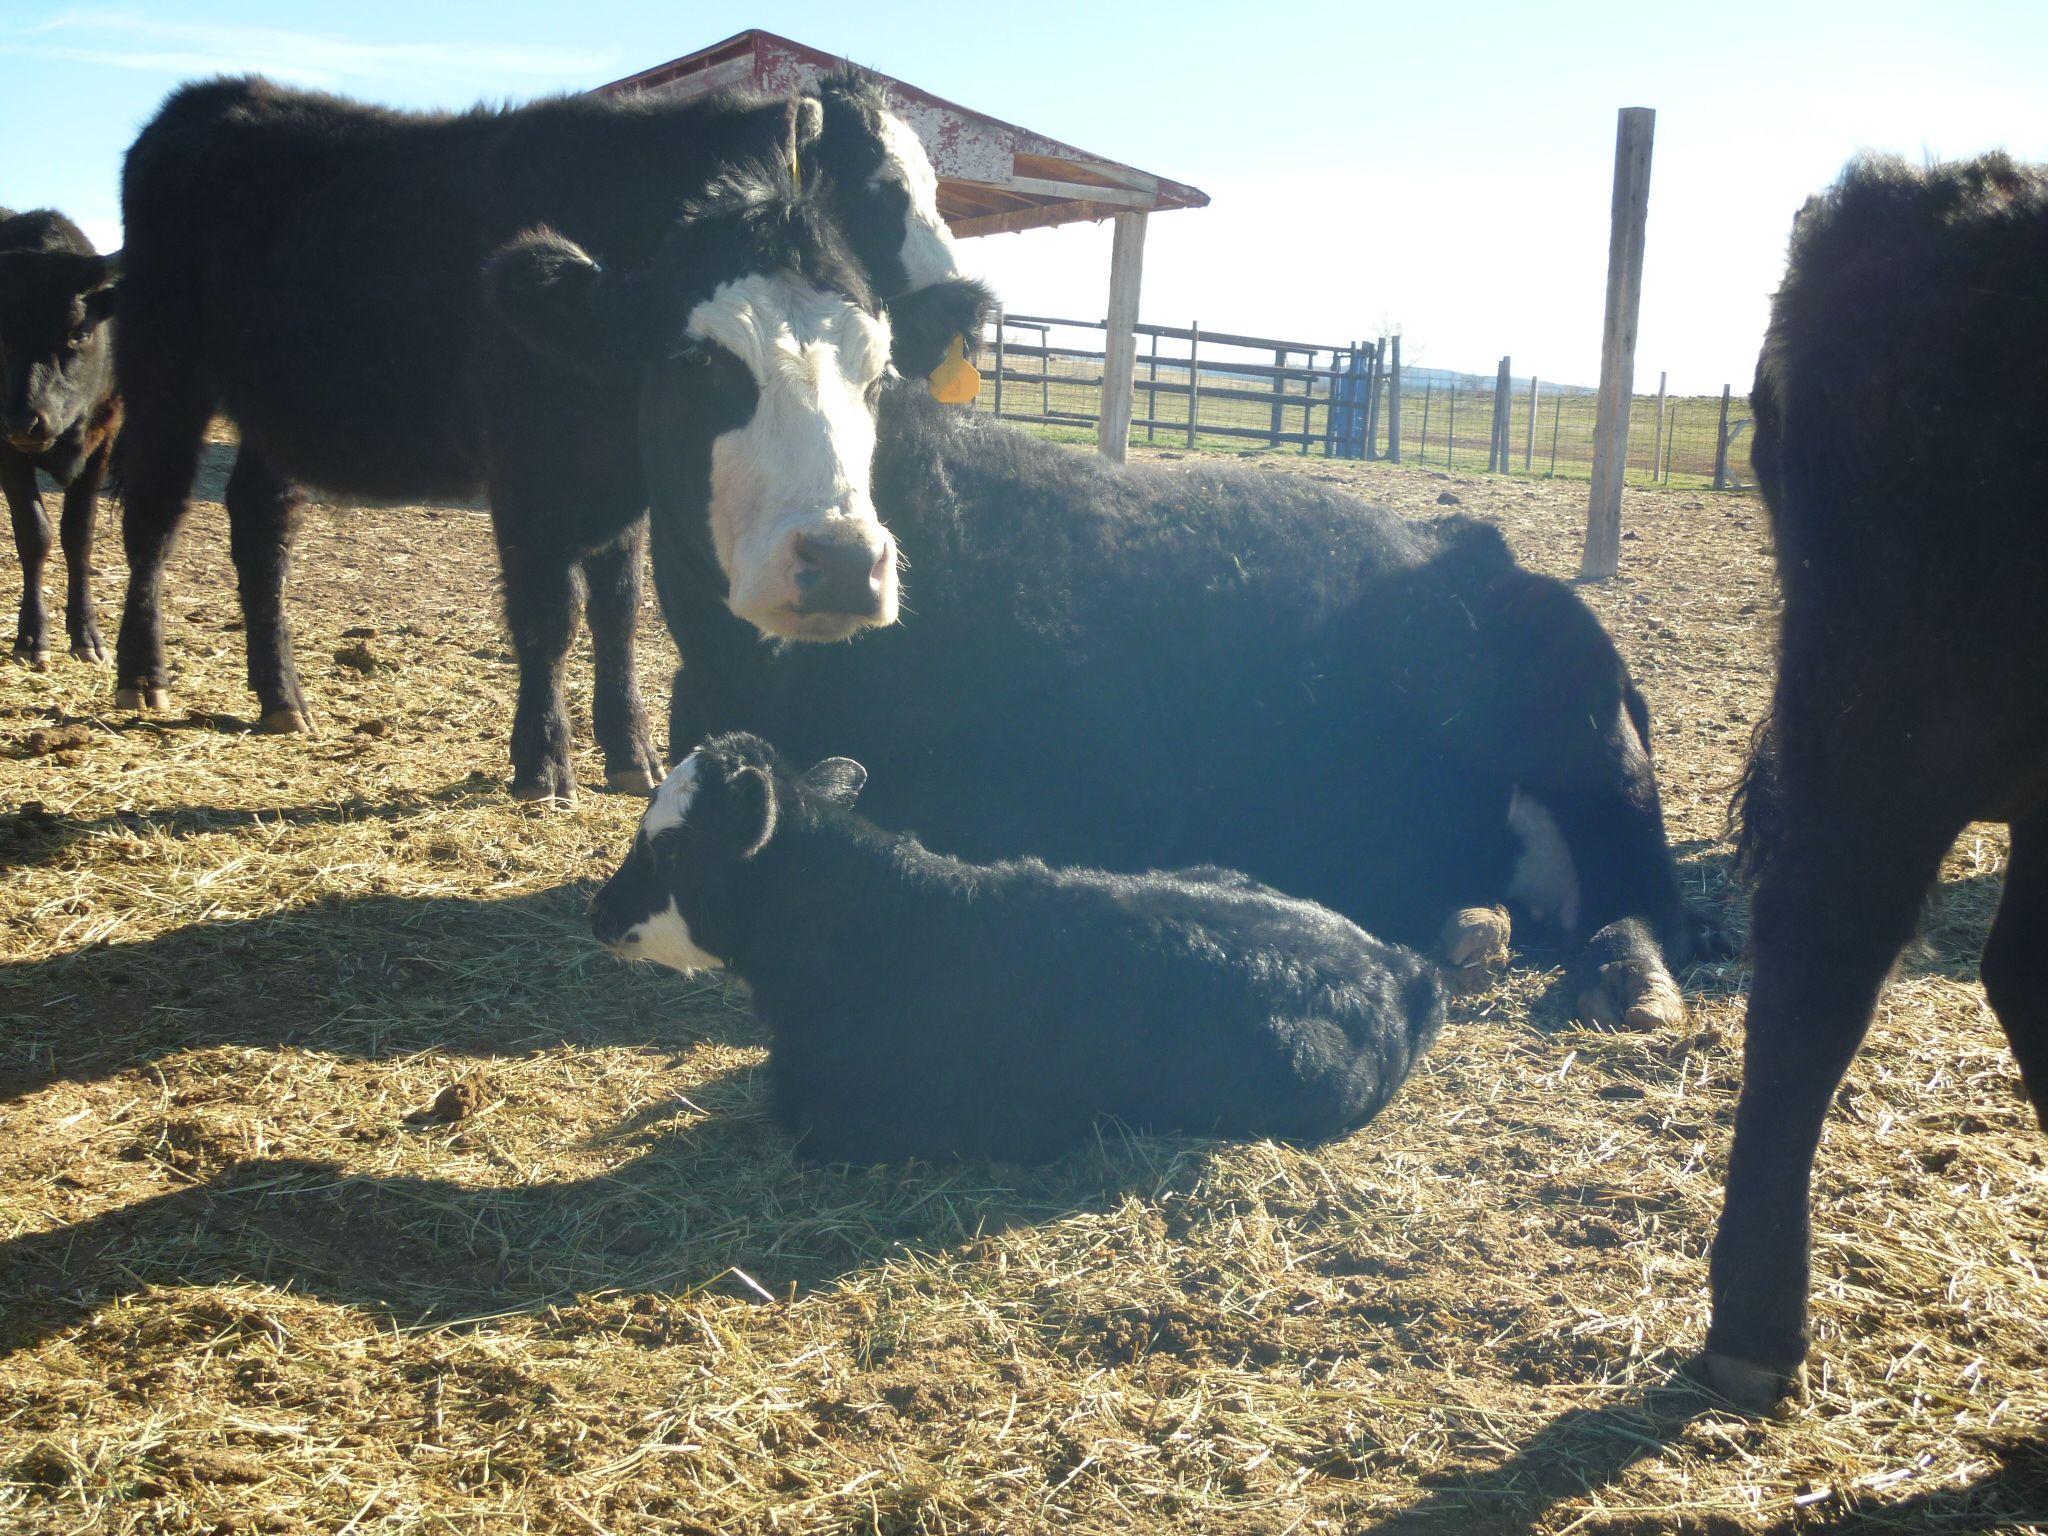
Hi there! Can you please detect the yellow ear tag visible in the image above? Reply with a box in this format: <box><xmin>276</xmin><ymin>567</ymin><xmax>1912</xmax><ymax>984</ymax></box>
<box><xmin>927</xmin><ymin>333</ymin><xmax>981</xmax><ymax>404</ymax></box>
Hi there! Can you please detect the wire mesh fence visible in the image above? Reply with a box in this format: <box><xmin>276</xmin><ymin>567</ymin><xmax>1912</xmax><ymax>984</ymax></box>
<box><xmin>969</xmin><ymin>313</ymin><xmax>1755</xmax><ymax>490</ymax></box>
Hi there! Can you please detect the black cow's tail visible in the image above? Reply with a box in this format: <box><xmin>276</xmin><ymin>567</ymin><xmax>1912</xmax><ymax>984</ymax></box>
<box><xmin>1729</xmin><ymin>710</ymin><xmax>1786</xmax><ymax>887</ymax></box>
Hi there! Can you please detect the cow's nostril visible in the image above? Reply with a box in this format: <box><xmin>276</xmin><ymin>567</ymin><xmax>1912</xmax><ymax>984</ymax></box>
<box><xmin>792</xmin><ymin>530</ymin><xmax>885</xmax><ymax>617</ymax></box>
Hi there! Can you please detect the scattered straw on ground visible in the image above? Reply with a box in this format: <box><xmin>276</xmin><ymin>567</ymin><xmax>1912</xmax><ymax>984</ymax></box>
<box><xmin>1</xmin><ymin>437</ymin><xmax>2041</xmax><ymax>1535</ymax></box>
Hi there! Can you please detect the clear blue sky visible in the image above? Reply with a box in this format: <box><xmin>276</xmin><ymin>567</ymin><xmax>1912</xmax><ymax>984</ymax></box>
<box><xmin>4</xmin><ymin>1</ymin><xmax>2045</xmax><ymax>392</ymax></box>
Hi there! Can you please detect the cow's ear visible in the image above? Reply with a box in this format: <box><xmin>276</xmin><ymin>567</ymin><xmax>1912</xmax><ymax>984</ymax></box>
<box><xmin>786</xmin><ymin>92</ymin><xmax>824</xmax><ymax>171</ymax></box>
<box><xmin>885</xmin><ymin>276</ymin><xmax>994</xmax><ymax>378</ymax></box>
<box><xmin>725</xmin><ymin>765</ymin><xmax>779</xmax><ymax>859</ymax></box>
<box><xmin>799</xmin><ymin>756</ymin><xmax>866</xmax><ymax>806</ymax></box>
<box><xmin>485</xmin><ymin>229</ymin><xmax>646</xmax><ymax>372</ymax></box>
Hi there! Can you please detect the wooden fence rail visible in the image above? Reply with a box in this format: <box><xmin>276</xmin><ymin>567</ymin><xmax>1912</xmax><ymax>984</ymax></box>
<box><xmin>973</xmin><ymin>309</ymin><xmax>1753</xmax><ymax>486</ymax></box>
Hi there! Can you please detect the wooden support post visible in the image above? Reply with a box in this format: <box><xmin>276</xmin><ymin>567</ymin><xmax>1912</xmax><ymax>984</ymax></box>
<box><xmin>1299</xmin><ymin>349</ymin><xmax>1313</xmax><ymax>456</ymax></box>
<box><xmin>1524</xmin><ymin>374</ymin><xmax>1538</xmax><ymax>471</ymax></box>
<box><xmin>1268</xmin><ymin>346</ymin><xmax>1287</xmax><ymax>448</ymax></box>
<box><xmin>1146</xmin><ymin>329</ymin><xmax>1159</xmax><ymax>443</ymax></box>
<box><xmin>1185</xmin><ymin>321</ymin><xmax>1200</xmax><ymax>450</ymax></box>
<box><xmin>1387</xmin><ymin>335</ymin><xmax>1404</xmax><ymax>463</ymax></box>
<box><xmin>993</xmin><ymin>308</ymin><xmax>1005</xmax><ymax>418</ymax></box>
<box><xmin>1096</xmin><ymin>211</ymin><xmax>1147</xmax><ymax>463</ymax></box>
<box><xmin>1651</xmin><ymin>369</ymin><xmax>1667</xmax><ymax>485</ymax></box>
<box><xmin>1484</xmin><ymin>370</ymin><xmax>1497</xmax><ymax>472</ymax></box>
<box><xmin>1323</xmin><ymin>350</ymin><xmax>1341</xmax><ymax>458</ymax></box>
<box><xmin>1713</xmin><ymin>383</ymin><xmax>1733</xmax><ymax>489</ymax></box>
<box><xmin>1358</xmin><ymin>342</ymin><xmax>1377</xmax><ymax>460</ymax></box>
<box><xmin>1501</xmin><ymin>358</ymin><xmax>1514</xmax><ymax>473</ymax></box>
<box><xmin>1581</xmin><ymin>106</ymin><xmax>1656</xmax><ymax>579</ymax></box>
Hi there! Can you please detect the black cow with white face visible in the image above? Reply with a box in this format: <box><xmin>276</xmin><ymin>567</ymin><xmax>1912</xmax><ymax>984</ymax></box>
<box><xmin>652</xmin><ymin>388</ymin><xmax>1724</xmax><ymax>1034</ymax></box>
<box><xmin>591</xmin><ymin>732</ymin><xmax>1447</xmax><ymax>1165</ymax></box>
<box><xmin>112</xmin><ymin>72</ymin><xmax>990</xmax><ymax>800</ymax></box>
<box><xmin>0</xmin><ymin>209</ymin><xmax>121</xmax><ymax>668</ymax></box>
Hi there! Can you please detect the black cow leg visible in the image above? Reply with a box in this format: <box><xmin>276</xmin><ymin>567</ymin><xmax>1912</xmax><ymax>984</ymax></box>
<box><xmin>224</xmin><ymin>448</ymin><xmax>312</xmax><ymax>732</ymax></box>
<box><xmin>1700</xmin><ymin>813</ymin><xmax>1955</xmax><ymax>1411</ymax></box>
<box><xmin>1982</xmin><ymin>813</ymin><xmax>2048</xmax><ymax>1129</ymax></box>
<box><xmin>60</xmin><ymin>444</ymin><xmax>109</xmax><ymax>663</ymax></box>
<box><xmin>581</xmin><ymin>529</ymin><xmax>663</xmax><ymax>795</ymax></box>
<box><xmin>499</xmin><ymin>540</ymin><xmax>580</xmax><ymax>803</ymax></box>
<box><xmin>114</xmin><ymin>385</ymin><xmax>213</xmax><ymax>712</ymax></box>
<box><xmin>3</xmin><ymin>453</ymin><xmax>49</xmax><ymax>668</ymax></box>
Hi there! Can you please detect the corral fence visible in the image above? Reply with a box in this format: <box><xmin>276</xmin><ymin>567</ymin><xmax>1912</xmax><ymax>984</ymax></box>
<box><xmin>971</xmin><ymin>314</ymin><xmax>1754</xmax><ymax>491</ymax></box>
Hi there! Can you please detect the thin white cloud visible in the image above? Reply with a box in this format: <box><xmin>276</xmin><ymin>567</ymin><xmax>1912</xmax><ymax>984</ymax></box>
<box><xmin>9</xmin><ymin>10</ymin><xmax>615</xmax><ymax>92</ymax></box>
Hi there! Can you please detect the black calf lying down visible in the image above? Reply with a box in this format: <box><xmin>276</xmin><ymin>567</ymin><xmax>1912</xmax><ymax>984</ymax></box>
<box><xmin>590</xmin><ymin>733</ymin><xmax>1446</xmax><ymax>1164</ymax></box>
<box><xmin>1702</xmin><ymin>153</ymin><xmax>2048</xmax><ymax>1412</ymax></box>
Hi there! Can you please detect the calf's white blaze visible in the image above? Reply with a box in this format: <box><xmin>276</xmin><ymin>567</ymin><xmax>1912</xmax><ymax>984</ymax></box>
<box><xmin>618</xmin><ymin>897</ymin><xmax>724</xmax><ymax>974</ymax></box>
<box><xmin>641</xmin><ymin>753</ymin><xmax>701</xmax><ymax>839</ymax></box>
<box><xmin>611</xmin><ymin>754</ymin><xmax>723</xmax><ymax>973</ymax></box>
<box><xmin>687</xmin><ymin>273</ymin><xmax>898</xmax><ymax>641</ymax></box>
<box><xmin>871</xmin><ymin>106</ymin><xmax>963</xmax><ymax>291</ymax></box>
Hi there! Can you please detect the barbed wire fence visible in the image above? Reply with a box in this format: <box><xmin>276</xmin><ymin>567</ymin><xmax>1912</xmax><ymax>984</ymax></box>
<box><xmin>971</xmin><ymin>313</ymin><xmax>1755</xmax><ymax>491</ymax></box>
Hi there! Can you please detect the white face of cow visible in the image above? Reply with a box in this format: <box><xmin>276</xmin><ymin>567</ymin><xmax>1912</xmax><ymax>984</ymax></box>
<box><xmin>687</xmin><ymin>275</ymin><xmax>900</xmax><ymax>642</ymax></box>
<box><xmin>599</xmin><ymin>754</ymin><xmax>727</xmax><ymax>974</ymax></box>
<box><xmin>870</xmin><ymin>106</ymin><xmax>964</xmax><ymax>291</ymax></box>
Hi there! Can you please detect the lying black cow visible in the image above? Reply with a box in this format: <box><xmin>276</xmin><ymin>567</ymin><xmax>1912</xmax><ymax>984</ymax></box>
<box><xmin>545</xmin><ymin>380</ymin><xmax>1713</xmax><ymax>1025</ymax></box>
<box><xmin>1700</xmin><ymin>154</ymin><xmax>2048</xmax><ymax>1412</ymax></box>
<box><xmin>0</xmin><ymin>209</ymin><xmax>121</xmax><ymax>668</ymax></box>
<box><xmin>114</xmin><ymin>72</ymin><xmax>989</xmax><ymax>799</ymax></box>
<box><xmin>591</xmin><ymin>732</ymin><xmax>1447</xmax><ymax>1163</ymax></box>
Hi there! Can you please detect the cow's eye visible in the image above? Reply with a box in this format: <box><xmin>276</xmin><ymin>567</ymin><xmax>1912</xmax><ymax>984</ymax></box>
<box><xmin>67</xmin><ymin>326</ymin><xmax>91</xmax><ymax>351</ymax></box>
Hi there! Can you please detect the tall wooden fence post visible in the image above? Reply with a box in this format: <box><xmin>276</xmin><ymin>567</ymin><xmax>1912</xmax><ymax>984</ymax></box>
<box><xmin>1268</xmin><ymin>347</ymin><xmax>1286</xmax><ymax>448</ymax></box>
<box><xmin>1524</xmin><ymin>374</ymin><xmax>1538</xmax><ymax>470</ymax></box>
<box><xmin>1501</xmin><ymin>358</ymin><xmax>1515</xmax><ymax>472</ymax></box>
<box><xmin>1713</xmin><ymin>383</ymin><xmax>1733</xmax><ymax>489</ymax></box>
<box><xmin>1387</xmin><ymin>335</ymin><xmax>1404</xmax><ymax>463</ymax></box>
<box><xmin>1581</xmin><ymin>106</ymin><xmax>1655</xmax><ymax>579</ymax></box>
<box><xmin>991</xmin><ymin>308</ymin><xmax>1005</xmax><ymax>418</ymax></box>
<box><xmin>1096</xmin><ymin>211</ymin><xmax>1148</xmax><ymax>463</ymax></box>
<box><xmin>1145</xmin><ymin>330</ymin><xmax>1159</xmax><ymax>443</ymax></box>
<box><xmin>1185</xmin><ymin>321</ymin><xmax>1201</xmax><ymax>450</ymax></box>
<box><xmin>1651</xmin><ymin>368</ymin><xmax>1667</xmax><ymax>485</ymax></box>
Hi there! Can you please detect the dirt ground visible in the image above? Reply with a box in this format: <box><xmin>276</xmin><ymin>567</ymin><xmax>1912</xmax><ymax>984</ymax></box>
<box><xmin>0</xmin><ymin>433</ymin><xmax>2042</xmax><ymax>1535</ymax></box>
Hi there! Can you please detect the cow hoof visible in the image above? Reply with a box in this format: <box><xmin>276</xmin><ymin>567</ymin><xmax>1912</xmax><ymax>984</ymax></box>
<box><xmin>115</xmin><ymin>684</ymin><xmax>171</xmax><ymax>712</ymax></box>
<box><xmin>1692</xmin><ymin>1351</ymin><xmax>1805</xmax><ymax>1415</ymax></box>
<box><xmin>15</xmin><ymin>646</ymin><xmax>48</xmax><ymax>672</ymax></box>
<box><xmin>1440</xmin><ymin>905</ymin><xmax>1510</xmax><ymax>994</ymax></box>
<box><xmin>606</xmin><ymin>767</ymin><xmax>661</xmax><ymax>796</ymax></box>
<box><xmin>511</xmin><ymin>776</ymin><xmax>574</xmax><ymax>807</ymax></box>
<box><xmin>1441</xmin><ymin>905</ymin><xmax>1511</xmax><ymax>968</ymax></box>
<box><xmin>259</xmin><ymin>708</ymin><xmax>311</xmax><ymax>735</ymax></box>
<box><xmin>70</xmin><ymin>637</ymin><xmax>107</xmax><ymax>665</ymax></box>
<box><xmin>1576</xmin><ymin>958</ymin><xmax>1687</xmax><ymax>1031</ymax></box>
